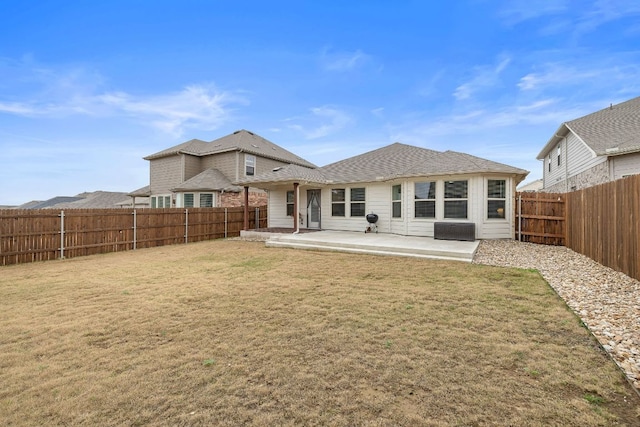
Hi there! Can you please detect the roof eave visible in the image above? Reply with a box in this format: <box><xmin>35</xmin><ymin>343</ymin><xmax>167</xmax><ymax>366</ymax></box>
<box><xmin>536</xmin><ymin>123</ymin><xmax>570</xmax><ymax>160</ymax></box>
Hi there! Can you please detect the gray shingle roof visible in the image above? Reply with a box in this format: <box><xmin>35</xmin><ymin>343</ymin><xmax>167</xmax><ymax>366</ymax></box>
<box><xmin>235</xmin><ymin>142</ymin><xmax>528</xmax><ymax>187</ymax></box>
<box><xmin>172</xmin><ymin>168</ymin><xmax>242</xmax><ymax>192</ymax></box>
<box><xmin>144</xmin><ymin>130</ymin><xmax>316</xmax><ymax>168</ymax></box>
<box><xmin>538</xmin><ymin>96</ymin><xmax>640</xmax><ymax>158</ymax></box>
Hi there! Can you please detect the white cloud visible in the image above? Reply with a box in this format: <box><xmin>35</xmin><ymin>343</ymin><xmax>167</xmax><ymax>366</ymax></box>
<box><xmin>320</xmin><ymin>48</ymin><xmax>371</xmax><ymax>72</ymax></box>
<box><xmin>0</xmin><ymin>60</ymin><xmax>245</xmax><ymax>136</ymax></box>
<box><xmin>453</xmin><ymin>55</ymin><xmax>511</xmax><ymax>100</ymax></box>
<box><xmin>287</xmin><ymin>106</ymin><xmax>352</xmax><ymax>139</ymax></box>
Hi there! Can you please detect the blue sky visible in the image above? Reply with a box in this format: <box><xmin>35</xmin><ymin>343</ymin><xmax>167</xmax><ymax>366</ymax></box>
<box><xmin>1</xmin><ymin>1</ymin><xmax>640</xmax><ymax>205</ymax></box>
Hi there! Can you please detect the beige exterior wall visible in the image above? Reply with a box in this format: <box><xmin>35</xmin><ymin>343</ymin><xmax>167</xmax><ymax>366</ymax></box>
<box><xmin>183</xmin><ymin>154</ymin><xmax>201</xmax><ymax>181</ymax></box>
<box><xmin>149</xmin><ymin>155</ymin><xmax>183</xmax><ymax>194</ymax></box>
<box><xmin>544</xmin><ymin>160</ymin><xmax>610</xmax><ymax>192</ymax></box>
<box><xmin>201</xmin><ymin>151</ymin><xmax>237</xmax><ymax>179</ymax></box>
<box><xmin>612</xmin><ymin>152</ymin><xmax>640</xmax><ymax>179</ymax></box>
<box><xmin>266</xmin><ymin>175</ymin><xmax>517</xmax><ymax>239</ymax></box>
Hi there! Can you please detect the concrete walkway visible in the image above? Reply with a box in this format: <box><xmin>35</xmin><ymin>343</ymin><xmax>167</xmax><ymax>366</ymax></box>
<box><xmin>242</xmin><ymin>230</ymin><xmax>479</xmax><ymax>262</ymax></box>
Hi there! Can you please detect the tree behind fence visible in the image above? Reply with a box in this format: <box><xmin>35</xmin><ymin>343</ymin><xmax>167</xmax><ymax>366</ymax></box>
<box><xmin>0</xmin><ymin>206</ymin><xmax>267</xmax><ymax>266</ymax></box>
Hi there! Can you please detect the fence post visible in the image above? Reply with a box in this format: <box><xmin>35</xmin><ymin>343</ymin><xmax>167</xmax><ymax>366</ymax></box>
<box><xmin>224</xmin><ymin>208</ymin><xmax>228</xmax><ymax>238</ymax></box>
<box><xmin>133</xmin><ymin>209</ymin><xmax>137</xmax><ymax>250</ymax></box>
<box><xmin>59</xmin><ymin>210</ymin><xmax>65</xmax><ymax>259</ymax></box>
<box><xmin>185</xmin><ymin>209</ymin><xmax>189</xmax><ymax>244</ymax></box>
<box><xmin>517</xmin><ymin>194</ymin><xmax>522</xmax><ymax>242</ymax></box>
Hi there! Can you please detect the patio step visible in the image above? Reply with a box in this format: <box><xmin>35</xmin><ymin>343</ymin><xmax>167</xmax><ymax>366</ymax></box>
<box><xmin>265</xmin><ymin>231</ymin><xmax>478</xmax><ymax>262</ymax></box>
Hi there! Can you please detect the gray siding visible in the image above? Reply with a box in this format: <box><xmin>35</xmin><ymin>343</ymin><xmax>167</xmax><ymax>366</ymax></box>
<box><xmin>612</xmin><ymin>152</ymin><xmax>640</xmax><ymax>178</ymax></box>
<box><xmin>150</xmin><ymin>156</ymin><xmax>183</xmax><ymax>194</ymax></box>
<box><xmin>183</xmin><ymin>155</ymin><xmax>201</xmax><ymax>181</ymax></box>
<box><xmin>201</xmin><ymin>152</ymin><xmax>238</xmax><ymax>179</ymax></box>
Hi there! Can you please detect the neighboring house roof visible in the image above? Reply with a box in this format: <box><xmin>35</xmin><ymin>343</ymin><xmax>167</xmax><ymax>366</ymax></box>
<box><xmin>20</xmin><ymin>196</ymin><xmax>84</xmax><ymax>209</ymax></box>
<box><xmin>236</xmin><ymin>142</ymin><xmax>529</xmax><ymax>186</ymax></box>
<box><xmin>144</xmin><ymin>129</ymin><xmax>317</xmax><ymax>168</ymax></box>
<box><xmin>517</xmin><ymin>179</ymin><xmax>543</xmax><ymax>192</ymax></box>
<box><xmin>172</xmin><ymin>168</ymin><xmax>242</xmax><ymax>192</ymax></box>
<box><xmin>128</xmin><ymin>185</ymin><xmax>151</xmax><ymax>197</ymax></box>
<box><xmin>51</xmin><ymin>191</ymin><xmax>130</xmax><ymax>209</ymax></box>
<box><xmin>537</xmin><ymin>96</ymin><xmax>640</xmax><ymax>159</ymax></box>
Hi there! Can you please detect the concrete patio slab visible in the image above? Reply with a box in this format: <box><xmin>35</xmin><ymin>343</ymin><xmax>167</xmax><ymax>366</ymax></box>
<box><xmin>261</xmin><ymin>230</ymin><xmax>479</xmax><ymax>262</ymax></box>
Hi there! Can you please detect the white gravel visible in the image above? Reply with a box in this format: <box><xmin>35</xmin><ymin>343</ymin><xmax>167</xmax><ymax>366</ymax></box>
<box><xmin>473</xmin><ymin>239</ymin><xmax>640</xmax><ymax>391</ymax></box>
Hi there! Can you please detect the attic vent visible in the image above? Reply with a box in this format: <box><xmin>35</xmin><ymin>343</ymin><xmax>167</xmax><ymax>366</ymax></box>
<box><xmin>272</xmin><ymin>147</ymin><xmax>277</xmax><ymax>150</ymax></box>
<box><xmin>272</xmin><ymin>167</ymin><xmax>283</xmax><ymax>172</ymax></box>
<box><xmin>233</xmin><ymin>130</ymin><xmax>241</xmax><ymax>134</ymax></box>
<box><xmin>251</xmin><ymin>144</ymin><xmax>259</xmax><ymax>148</ymax></box>
<box><xmin>247</xmin><ymin>131</ymin><xmax>254</xmax><ymax>135</ymax></box>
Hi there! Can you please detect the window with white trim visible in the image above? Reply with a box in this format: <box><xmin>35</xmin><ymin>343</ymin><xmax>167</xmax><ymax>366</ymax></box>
<box><xmin>392</xmin><ymin>185</ymin><xmax>402</xmax><ymax>218</ymax></box>
<box><xmin>286</xmin><ymin>191</ymin><xmax>294</xmax><ymax>216</ymax></box>
<box><xmin>245</xmin><ymin>154</ymin><xmax>256</xmax><ymax>176</ymax></box>
<box><xmin>414</xmin><ymin>181</ymin><xmax>436</xmax><ymax>218</ymax></box>
<box><xmin>548</xmin><ymin>155</ymin><xmax>551</xmax><ymax>172</ymax></box>
<box><xmin>331</xmin><ymin>189</ymin><xmax>345</xmax><ymax>216</ymax></box>
<box><xmin>444</xmin><ymin>180</ymin><xmax>468</xmax><ymax>219</ymax></box>
<box><xmin>557</xmin><ymin>145</ymin><xmax>561</xmax><ymax>166</ymax></box>
<box><xmin>487</xmin><ymin>179</ymin><xmax>506</xmax><ymax>219</ymax></box>
<box><xmin>350</xmin><ymin>188</ymin><xmax>366</xmax><ymax>217</ymax></box>
<box><xmin>184</xmin><ymin>193</ymin><xmax>194</xmax><ymax>208</ymax></box>
<box><xmin>200</xmin><ymin>193</ymin><xmax>213</xmax><ymax>207</ymax></box>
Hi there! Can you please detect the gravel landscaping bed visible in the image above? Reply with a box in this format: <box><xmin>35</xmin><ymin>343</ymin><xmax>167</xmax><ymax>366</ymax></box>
<box><xmin>473</xmin><ymin>239</ymin><xmax>640</xmax><ymax>392</ymax></box>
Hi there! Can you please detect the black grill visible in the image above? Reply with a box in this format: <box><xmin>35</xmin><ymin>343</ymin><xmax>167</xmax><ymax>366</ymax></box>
<box><xmin>366</xmin><ymin>213</ymin><xmax>379</xmax><ymax>224</ymax></box>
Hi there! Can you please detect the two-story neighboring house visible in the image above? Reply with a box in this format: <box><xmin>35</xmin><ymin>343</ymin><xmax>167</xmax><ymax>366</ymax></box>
<box><xmin>142</xmin><ymin>130</ymin><xmax>316</xmax><ymax>208</ymax></box>
<box><xmin>537</xmin><ymin>96</ymin><xmax>640</xmax><ymax>193</ymax></box>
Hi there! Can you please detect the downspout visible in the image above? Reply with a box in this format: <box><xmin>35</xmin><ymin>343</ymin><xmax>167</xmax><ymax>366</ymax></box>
<box><xmin>293</xmin><ymin>182</ymin><xmax>300</xmax><ymax>234</ymax></box>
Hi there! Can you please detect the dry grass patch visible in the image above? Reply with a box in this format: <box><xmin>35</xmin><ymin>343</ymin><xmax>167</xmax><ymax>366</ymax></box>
<box><xmin>0</xmin><ymin>240</ymin><xmax>638</xmax><ymax>426</ymax></box>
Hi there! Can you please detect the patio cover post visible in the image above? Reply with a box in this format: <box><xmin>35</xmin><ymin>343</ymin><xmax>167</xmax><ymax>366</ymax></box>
<box><xmin>293</xmin><ymin>182</ymin><xmax>299</xmax><ymax>231</ymax></box>
<box><xmin>243</xmin><ymin>186</ymin><xmax>249</xmax><ymax>230</ymax></box>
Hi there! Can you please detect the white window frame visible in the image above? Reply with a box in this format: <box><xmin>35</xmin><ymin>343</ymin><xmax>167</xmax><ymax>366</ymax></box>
<box><xmin>331</xmin><ymin>189</ymin><xmax>346</xmax><ymax>217</ymax></box>
<box><xmin>245</xmin><ymin>154</ymin><xmax>256</xmax><ymax>176</ymax></box>
<box><xmin>486</xmin><ymin>179</ymin><xmax>506</xmax><ymax>220</ymax></box>
<box><xmin>199</xmin><ymin>193</ymin><xmax>214</xmax><ymax>207</ymax></box>
<box><xmin>350</xmin><ymin>187</ymin><xmax>366</xmax><ymax>217</ymax></box>
<box><xmin>414</xmin><ymin>181</ymin><xmax>436</xmax><ymax>219</ymax></box>
<box><xmin>444</xmin><ymin>180</ymin><xmax>468</xmax><ymax>219</ymax></box>
<box><xmin>391</xmin><ymin>184</ymin><xmax>402</xmax><ymax>219</ymax></box>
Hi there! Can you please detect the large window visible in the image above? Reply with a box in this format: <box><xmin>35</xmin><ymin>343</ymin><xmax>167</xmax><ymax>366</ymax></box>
<box><xmin>444</xmin><ymin>180</ymin><xmax>468</xmax><ymax>219</ymax></box>
<box><xmin>487</xmin><ymin>179</ymin><xmax>506</xmax><ymax>219</ymax></box>
<box><xmin>392</xmin><ymin>185</ymin><xmax>402</xmax><ymax>218</ymax></box>
<box><xmin>200</xmin><ymin>193</ymin><xmax>213</xmax><ymax>207</ymax></box>
<box><xmin>350</xmin><ymin>188</ymin><xmax>366</xmax><ymax>217</ymax></box>
<box><xmin>153</xmin><ymin>195</ymin><xmax>171</xmax><ymax>208</ymax></box>
<box><xmin>286</xmin><ymin>191</ymin><xmax>294</xmax><ymax>216</ymax></box>
<box><xmin>184</xmin><ymin>193</ymin><xmax>194</xmax><ymax>208</ymax></box>
<box><xmin>331</xmin><ymin>189</ymin><xmax>345</xmax><ymax>216</ymax></box>
<box><xmin>414</xmin><ymin>181</ymin><xmax>436</xmax><ymax>218</ymax></box>
<box><xmin>245</xmin><ymin>154</ymin><xmax>256</xmax><ymax>176</ymax></box>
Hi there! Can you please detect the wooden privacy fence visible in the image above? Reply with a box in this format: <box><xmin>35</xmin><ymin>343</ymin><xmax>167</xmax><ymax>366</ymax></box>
<box><xmin>516</xmin><ymin>174</ymin><xmax>640</xmax><ymax>282</ymax></box>
<box><xmin>565</xmin><ymin>175</ymin><xmax>640</xmax><ymax>282</ymax></box>
<box><xmin>0</xmin><ymin>206</ymin><xmax>267</xmax><ymax>266</ymax></box>
<box><xmin>516</xmin><ymin>191</ymin><xmax>566</xmax><ymax>246</ymax></box>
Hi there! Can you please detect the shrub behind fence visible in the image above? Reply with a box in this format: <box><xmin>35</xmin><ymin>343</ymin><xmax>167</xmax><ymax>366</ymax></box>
<box><xmin>0</xmin><ymin>206</ymin><xmax>267</xmax><ymax>266</ymax></box>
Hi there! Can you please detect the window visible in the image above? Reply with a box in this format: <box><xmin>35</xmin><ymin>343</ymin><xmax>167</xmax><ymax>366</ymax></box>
<box><xmin>392</xmin><ymin>185</ymin><xmax>402</xmax><ymax>218</ymax></box>
<box><xmin>331</xmin><ymin>189</ymin><xmax>345</xmax><ymax>216</ymax></box>
<box><xmin>157</xmin><ymin>196</ymin><xmax>164</xmax><ymax>208</ymax></box>
<box><xmin>548</xmin><ymin>155</ymin><xmax>551</xmax><ymax>172</ymax></box>
<box><xmin>184</xmin><ymin>193</ymin><xmax>194</xmax><ymax>208</ymax></box>
<box><xmin>444</xmin><ymin>180</ymin><xmax>468</xmax><ymax>219</ymax></box>
<box><xmin>414</xmin><ymin>181</ymin><xmax>436</xmax><ymax>218</ymax></box>
<box><xmin>151</xmin><ymin>197</ymin><xmax>157</xmax><ymax>208</ymax></box>
<box><xmin>245</xmin><ymin>154</ymin><xmax>256</xmax><ymax>176</ymax></box>
<box><xmin>286</xmin><ymin>191</ymin><xmax>294</xmax><ymax>216</ymax></box>
<box><xmin>350</xmin><ymin>188</ymin><xmax>366</xmax><ymax>217</ymax></box>
<box><xmin>557</xmin><ymin>145</ymin><xmax>562</xmax><ymax>166</ymax></box>
<box><xmin>200</xmin><ymin>193</ymin><xmax>213</xmax><ymax>207</ymax></box>
<box><xmin>487</xmin><ymin>179</ymin><xmax>506</xmax><ymax>219</ymax></box>
<box><xmin>165</xmin><ymin>196</ymin><xmax>171</xmax><ymax>208</ymax></box>
<box><xmin>152</xmin><ymin>195</ymin><xmax>171</xmax><ymax>208</ymax></box>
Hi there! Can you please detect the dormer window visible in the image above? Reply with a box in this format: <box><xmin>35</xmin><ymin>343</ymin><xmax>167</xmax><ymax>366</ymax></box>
<box><xmin>245</xmin><ymin>154</ymin><xmax>256</xmax><ymax>176</ymax></box>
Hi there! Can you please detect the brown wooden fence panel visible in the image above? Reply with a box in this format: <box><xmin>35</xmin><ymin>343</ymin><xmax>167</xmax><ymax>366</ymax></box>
<box><xmin>566</xmin><ymin>175</ymin><xmax>640</xmax><ymax>281</ymax></box>
<box><xmin>0</xmin><ymin>206</ymin><xmax>267</xmax><ymax>266</ymax></box>
<box><xmin>515</xmin><ymin>192</ymin><xmax>566</xmax><ymax>245</ymax></box>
